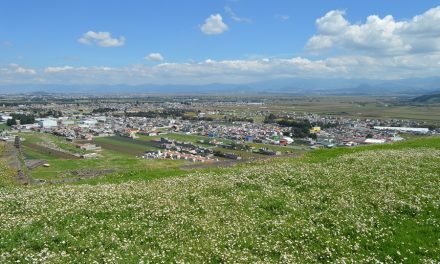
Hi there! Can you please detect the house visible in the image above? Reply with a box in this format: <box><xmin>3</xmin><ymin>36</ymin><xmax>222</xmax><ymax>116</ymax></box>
<box><xmin>364</xmin><ymin>138</ymin><xmax>386</xmax><ymax>144</ymax></box>
<box><xmin>245</xmin><ymin>135</ymin><xmax>254</xmax><ymax>142</ymax></box>
<box><xmin>373</xmin><ymin>126</ymin><xmax>429</xmax><ymax>134</ymax></box>
<box><xmin>81</xmin><ymin>153</ymin><xmax>98</xmax><ymax>159</ymax></box>
<box><xmin>309</xmin><ymin>126</ymin><xmax>321</xmax><ymax>134</ymax></box>
<box><xmin>1</xmin><ymin>115</ymin><xmax>12</xmax><ymax>121</ymax></box>
<box><xmin>77</xmin><ymin>143</ymin><xmax>101</xmax><ymax>151</ymax></box>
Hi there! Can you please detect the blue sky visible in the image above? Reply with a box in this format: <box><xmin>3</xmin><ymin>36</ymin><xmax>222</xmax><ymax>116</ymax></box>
<box><xmin>1</xmin><ymin>0</ymin><xmax>440</xmax><ymax>85</ymax></box>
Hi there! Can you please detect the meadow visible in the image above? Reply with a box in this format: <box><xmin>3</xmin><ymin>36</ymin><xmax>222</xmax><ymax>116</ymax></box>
<box><xmin>0</xmin><ymin>137</ymin><xmax>439</xmax><ymax>263</ymax></box>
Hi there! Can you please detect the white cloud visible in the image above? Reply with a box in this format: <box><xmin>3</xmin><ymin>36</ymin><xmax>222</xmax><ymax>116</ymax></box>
<box><xmin>146</xmin><ymin>53</ymin><xmax>164</xmax><ymax>62</ymax></box>
<box><xmin>10</xmin><ymin>64</ymin><xmax>36</xmax><ymax>75</ymax></box>
<box><xmin>306</xmin><ymin>6</ymin><xmax>440</xmax><ymax>56</ymax></box>
<box><xmin>44</xmin><ymin>66</ymin><xmax>74</xmax><ymax>73</ymax></box>
<box><xmin>275</xmin><ymin>14</ymin><xmax>290</xmax><ymax>21</ymax></box>
<box><xmin>78</xmin><ymin>31</ymin><xmax>125</xmax><ymax>47</ymax></box>
<box><xmin>225</xmin><ymin>6</ymin><xmax>252</xmax><ymax>23</ymax></box>
<box><xmin>2</xmin><ymin>52</ymin><xmax>435</xmax><ymax>86</ymax></box>
<box><xmin>200</xmin><ymin>14</ymin><xmax>228</xmax><ymax>35</ymax></box>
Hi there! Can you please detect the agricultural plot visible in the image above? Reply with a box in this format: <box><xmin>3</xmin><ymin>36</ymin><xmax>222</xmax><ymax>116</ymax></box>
<box><xmin>91</xmin><ymin>136</ymin><xmax>159</xmax><ymax>156</ymax></box>
<box><xmin>22</xmin><ymin>142</ymin><xmax>79</xmax><ymax>159</ymax></box>
<box><xmin>0</xmin><ymin>123</ymin><xmax>9</xmax><ymax>131</ymax></box>
<box><xmin>19</xmin><ymin>133</ymin><xmax>185</xmax><ymax>182</ymax></box>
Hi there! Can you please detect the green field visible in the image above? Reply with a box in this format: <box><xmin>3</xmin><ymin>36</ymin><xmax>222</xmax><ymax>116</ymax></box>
<box><xmin>0</xmin><ymin>137</ymin><xmax>439</xmax><ymax>262</ymax></box>
<box><xmin>0</xmin><ymin>123</ymin><xmax>9</xmax><ymax>131</ymax></box>
<box><xmin>18</xmin><ymin>133</ymin><xmax>185</xmax><ymax>182</ymax></box>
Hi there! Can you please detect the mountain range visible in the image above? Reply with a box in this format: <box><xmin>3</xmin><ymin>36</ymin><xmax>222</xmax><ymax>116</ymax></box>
<box><xmin>1</xmin><ymin>77</ymin><xmax>439</xmax><ymax>96</ymax></box>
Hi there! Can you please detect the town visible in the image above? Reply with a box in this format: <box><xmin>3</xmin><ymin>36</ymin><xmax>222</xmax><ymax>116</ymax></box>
<box><xmin>0</xmin><ymin>96</ymin><xmax>437</xmax><ymax>174</ymax></box>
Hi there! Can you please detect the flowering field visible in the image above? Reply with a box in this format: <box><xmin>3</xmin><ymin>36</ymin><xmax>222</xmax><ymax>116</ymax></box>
<box><xmin>0</xmin><ymin>138</ymin><xmax>439</xmax><ymax>263</ymax></box>
<box><xmin>0</xmin><ymin>143</ymin><xmax>17</xmax><ymax>187</ymax></box>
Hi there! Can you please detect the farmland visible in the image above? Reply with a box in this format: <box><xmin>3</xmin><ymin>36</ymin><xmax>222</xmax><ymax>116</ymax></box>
<box><xmin>215</xmin><ymin>96</ymin><xmax>440</xmax><ymax>125</ymax></box>
<box><xmin>0</xmin><ymin>137</ymin><xmax>439</xmax><ymax>262</ymax></box>
<box><xmin>16</xmin><ymin>133</ymin><xmax>185</xmax><ymax>182</ymax></box>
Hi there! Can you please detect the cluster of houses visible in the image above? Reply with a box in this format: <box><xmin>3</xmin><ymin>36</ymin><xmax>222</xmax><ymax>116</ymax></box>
<box><xmin>143</xmin><ymin>150</ymin><xmax>214</xmax><ymax>163</ymax></box>
<box><xmin>0</xmin><ymin>105</ymin><xmax>437</xmax><ymax>156</ymax></box>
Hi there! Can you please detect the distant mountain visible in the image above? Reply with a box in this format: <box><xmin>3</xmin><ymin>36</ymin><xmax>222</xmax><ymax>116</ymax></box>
<box><xmin>1</xmin><ymin>77</ymin><xmax>439</xmax><ymax>96</ymax></box>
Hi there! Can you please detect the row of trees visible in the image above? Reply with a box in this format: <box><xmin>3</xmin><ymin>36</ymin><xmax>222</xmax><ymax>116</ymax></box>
<box><xmin>6</xmin><ymin>114</ymin><xmax>35</xmax><ymax>126</ymax></box>
<box><xmin>265</xmin><ymin>114</ymin><xmax>319</xmax><ymax>138</ymax></box>
<box><xmin>92</xmin><ymin>108</ymin><xmax>117</xmax><ymax>114</ymax></box>
<box><xmin>126</xmin><ymin>109</ymin><xmax>188</xmax><ymax>118</ymax></box>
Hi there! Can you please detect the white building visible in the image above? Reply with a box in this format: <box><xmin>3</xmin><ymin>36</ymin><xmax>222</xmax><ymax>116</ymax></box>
<box><xmin>61</xmin><ymin>120</ymin><xmax>75</xmax><ymax>126</ymax></box>
<box><xmin>38</xmin><ymin>119</ymin><xmax>58</xmax><ymax>128</ymax></box>
<box><xmin>373</xmin><ymin>126</ymin><xmax>429</xmax><ymax>134</ymax></box>
<box><xmin>364</xmin><ymin>138</ymin><xmax>386</xmax><ymax>144</ymax></box>
<box><xmin>81</xmin><ymin>119</ymin><xmax>97</xmax><ymax>127</ymax></box>
<box><xmin>1</xmin><ymin>115</ymin><xmax>12</xmax><ymax>121</ymax></box>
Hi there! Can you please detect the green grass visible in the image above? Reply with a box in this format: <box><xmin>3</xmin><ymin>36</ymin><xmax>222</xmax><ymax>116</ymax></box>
<box><xmin>0</xmin><ymin>123</ymin><xmax>9</xmax><ymax>131</ymax></box>
<box><xmin>93</xmin><ymin>136</ymin><xmax>159</xmax><ymax>154</ymax></box>
<box><xmin>0</xmin><ymin>136</ymin><xmax>439</xmax><ymax>262</ymax></box>
<box><xmin>248</xmin><ymin>142</ymin><xmax>306</xmax><ymax>153</ymax></box>
<box><xmin>303</xmin><ymin>136</ymin><xmax>440</xmax><ymax>163</ymax></box>
<box><xmin>25</xmin><ymin>146</ymin><xmax>184</xmax><ymax>181</ymax></box>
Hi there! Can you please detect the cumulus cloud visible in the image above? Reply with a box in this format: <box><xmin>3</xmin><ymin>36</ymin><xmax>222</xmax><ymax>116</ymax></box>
<box><xmin>146</xmin><ymin>53</ymin><xmax>164</xmax><ymax>62</ymax></box>
<box><xmin>44</xmin><ymin>66</ymin><xmax>74</xmax><ymax>73</ymax></box>
<box><xmin>2</xmin><ymin>51</ymin><xmax>436</xmax><ymax>86</ymax></box>
<box><xmin>78</xmin><ymin>31</ymin><xmax>125</xmax><ymax>47</ymax></box>
<box><xmin>225</xmin><ymin>6</ymin><xmax>252</xmax><ymax>23</ymax></box>
<box><xmin>10</xmin><ymin>64</ymin><xmax>36</xmax><ymax>75</ymax></box>
<box><xmin>306</xmin><ymin>6</ymin><xmax>440</xmax><ymax>55</ymax></box>
<box><xmin>200</xmin><ymin>14</ymin><xmax>228</xmax><ymax>35</ymax></box>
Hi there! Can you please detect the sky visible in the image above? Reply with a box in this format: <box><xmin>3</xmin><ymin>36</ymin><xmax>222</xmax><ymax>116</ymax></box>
<box><xmin>1</xmin><ymin>0</ymin><xmax>440</xmax><ymax>86</ymax></box>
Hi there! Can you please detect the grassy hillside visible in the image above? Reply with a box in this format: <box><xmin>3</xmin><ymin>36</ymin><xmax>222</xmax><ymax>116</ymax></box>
<box><xmin>0</xmin><ymin>138</ymin><xmax>439</xmax><ymax>263</ymax></box>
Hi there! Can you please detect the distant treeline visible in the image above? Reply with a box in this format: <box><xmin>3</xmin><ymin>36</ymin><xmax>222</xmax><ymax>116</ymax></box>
<box><xmin>265</xmin><ymin>115</ymin><xmax>339</xmax><ymax>138</ymax></box>
<box><xmin>92</xmin><ymin>108</ymin><xmax>118</xmax><ymax>113</ymax></box>
<box><xmin>225</xmin><ymin>116</ymin><xmax>254</xmax><ymax>123</ymax></box>
<box><xmin>30</xmin><ymin>109</ymin><xmax>63</xmax><ymax>118</ymax></box>
<box><xmin>182</xmin><ymin>116</ymin><xmax>214</xmax><ymax>121</ymax></box>
<box><xmin>126</xmin><ymin>109</ymin><xmax>187</xmax><ymax>118</ymax></box>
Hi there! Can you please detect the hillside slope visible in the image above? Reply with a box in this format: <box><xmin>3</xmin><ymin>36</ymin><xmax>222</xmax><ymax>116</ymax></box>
<box><xmin>411</xmin><ymin>93</ymin><xmax>440</xmax><ymax>103</ymax></box>
<box><xmin>0</xmin><ymin>138</ymin><xmax>439</xmax><ymax>263</ymax></box>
